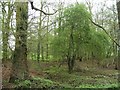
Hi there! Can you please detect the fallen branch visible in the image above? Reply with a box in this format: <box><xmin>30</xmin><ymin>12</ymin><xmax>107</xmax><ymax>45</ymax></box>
<box><xmin>89</xmin><ymin>18</ymin><xmax>120</xmax><ymax>47</ymax></box>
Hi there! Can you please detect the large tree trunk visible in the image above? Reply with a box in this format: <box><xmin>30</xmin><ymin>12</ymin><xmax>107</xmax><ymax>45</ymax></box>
<box><xmin>9</xmin><ymin>2</ymin><xmax>29</xmax><ymax>83</ymax></box>
<box><xmin>116</xmin><ymin>0</ymin><xmax>120</xmax><ymax>83</ymax></box>
<box><xmin>117</xmin><ymin>1</ymin><xmax>120</xmax><ymax>70</ymax></box>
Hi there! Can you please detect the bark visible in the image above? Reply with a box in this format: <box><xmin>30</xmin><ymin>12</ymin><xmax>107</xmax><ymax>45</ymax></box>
<box><xmin>9</xmin><ymin>2</ymin><xmax>29</xmax><ymax>82</ymax></box>
<box><xmin>68</xmin><ymin>55</ymin><xmax>75</xmax><ymax>73</ymax></box>
<box><xmin>2</xmin><ymin>2</ymin><xmax>11</xmax><ymax>62</ymax></box>
<box><xmin>46</xmin><ymin>43</ymin><xmax>49</xmax><ymax>60</ymax></box>
<box><xmin>46</xmin><ymin>10</ymin><xmax>50</xmax><ymax>60</ymax></box>
<box><xmin>116</xmin><ymin>1</ymin><xmax>120</xmax><ymax>71</ymax></box>
<box><xmin>37</xmin><ymin>41</ymin><xmax>40</xmax><ymax>62</ymax></box>
<box><xmin>67</xmin><ymin>28</ymin><xmax>75</xmax><ymax>73</ymax></box>
<box><xmin>41</xmin><ymin>45</ymin><xmax>44</xmax><ymax>61</ymax></box>
<box><xmin>37</xmin><ymin>2</ymin><xmax>43</xmax><ymax>62</ymax></box>
<box><xmin>2</xmin><ymin>3</ymin><xmax>7</xmax><ymax>62</ymax></box>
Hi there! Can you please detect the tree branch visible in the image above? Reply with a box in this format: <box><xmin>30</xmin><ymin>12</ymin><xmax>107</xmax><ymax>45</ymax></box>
<box><xmin>28</xmin><ymin>0</ymin><xmax>58</xmax><ymax>15</ymax></box>
<box><xmin>89</xmin><ymin>18</ymin><xmax>120</xmax><ymax>47</ymax></box>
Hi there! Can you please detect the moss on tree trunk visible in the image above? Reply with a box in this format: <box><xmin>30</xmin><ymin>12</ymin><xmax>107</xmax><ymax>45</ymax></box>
<box><xmin>9</xmin><ymin>2</ymin><xmax>29</xmax><ymax>83</ymax></box>
<box><xmin>2</xmin><ymin>2</ymin><xmax>12</xmax><ymax>62</ymax></box>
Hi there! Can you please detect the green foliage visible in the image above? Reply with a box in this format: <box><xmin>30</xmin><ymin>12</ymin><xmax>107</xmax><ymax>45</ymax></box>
<box><xmin>51</xmin><ymin>3</ymin><xmax>112</xmax><ymax>61</ymax></box>
<box><xmin>14</xmin><ymin>77</ymin><xmax>66</xmax><ymax>89</ymax></box>
<box><xmin>86</xmin><ymin>30</ymin><xmax>112</xmax><ymax>60</ymax></box>
<box><xmin>77</xmin><ymin>83</ymin><xmax>118</xmax><ymax>88</ymax></box>
<box><xmin>32</xmin><ymin>77</ymin><xmax>54</xmax><ymax>86</ymax></box>
<box><xmin>37</xmin><ymin>65</ymin><xmax>118</xmax><ymax>89</ymax></box>
<box><xmin>51</xmin><ymin>4</ymin><xmax>91</xmax><ymax>60</ymax></box>
<box><xmin>15</xmin><ymin>80</ymin><xmax>31</xmax><ymax>88</ymax></box>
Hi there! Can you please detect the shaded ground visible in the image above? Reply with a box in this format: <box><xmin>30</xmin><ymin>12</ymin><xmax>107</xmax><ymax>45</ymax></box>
<box><xmin>2</xmin><ymin>59</ymin><xmax>119</xmax><ymax>89</ymax></box>
<box><xmin>29</xmin><ymin>60</ymin><xmax>119</xmax><ymax>88</ymax></box>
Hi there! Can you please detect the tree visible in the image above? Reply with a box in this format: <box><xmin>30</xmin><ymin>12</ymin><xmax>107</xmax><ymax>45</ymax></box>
<box><xmin>51</xmin><ymin>3</ymin><xmax>113</xmax><ymax>73</ymax></box>
<box><xmin>52</xmin><ymin>4</ymin><xmax>91</xmax><ymax>73</ymax></box>
<box><xmin>9</xmin><ymin>0</ymin><xmax>58</xmax><ymax>82</ymax></box>
<box><xmin>1</xmin><ymin>2</ymin><xmax>7</xmax><ymax>61</ymax></box>
<box><xmin>1</xmin><ymin>2</ymin><xmax>12</xmax><ymax>62</ymax></box>
<box><xmin>116</xmin><ymin>0</ymin><xmax>120</xmax><ymax>70</ymax></box>
<box><xmin>90</xmin><ymin>0</ymin><xmax>118</xmax><ymax>57</ymax></box>
<box><xmin>37</xmin><ymin>1</ymin><xmax>43</xmax><ymax>62</ymax></box>
<box><xmin>29</xmin><ymin>0</ymin><xmax>57</xmax><ymax>62</ymax></box>
<box><xmin>46</xmin><ymin>6</ymin><xmax>50</xmax><ymax>60</ymax></box>
<box><xmin>9</xmin><ymin>1</ymin><xmax>29</xmax><ymax>82</ymax></box>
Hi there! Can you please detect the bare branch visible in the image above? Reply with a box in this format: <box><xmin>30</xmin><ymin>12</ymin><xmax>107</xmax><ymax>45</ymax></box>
<box><xmin>28</xmin><ymin>0</ymin><xmax>58</xmax><ymax>15</ymax></box>
<box><xmin>89</xmin><ymin>18</ymin><xmax>120</xmax><ymax>47</ymax></box>
<box><xmin>106</xmin><ymin>6</ymin><xmax>117</xmax><ymax>15</ymax></box>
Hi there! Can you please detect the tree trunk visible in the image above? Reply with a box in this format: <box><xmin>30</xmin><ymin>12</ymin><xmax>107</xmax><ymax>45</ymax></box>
<box><xmin>67</xmin><ymin>55</ymin><xmax>75</xmax><ymax>74</ymax></box>
<box><xmin>46</xmin><ymin>43</ymin><xmax>48</xmax><ymax>60</ymax></box>
<box><xmin>41</xmin><ymin>45</ymin><xmax>44</xmax><ymax>61</ymax></box>
<box><xmin>37</xmin><ymin>41</ymin><xmax>40</xmax><ymax>62</ymax></box>
<box><xmin>67</xmin><ymin>28</ymin><xmax>75</xmax><ymax>73</ymax></box>
<box><xmin>2</xmin><ymin>3</ymin><xmax>7</xmax><ymax>62</ymax></box>
<box><xmin>2</xmin><ymin>2</ymin><xmax>11</xmax><ymax>62</ymax></box>
<box><xmin>37</xmin><ymin>1</ymin><xmax>43</xmax><ymax>62</ymax></box>
<box><xmin>117</xmin><ymin>1</ymin><xmax>120</xmax><ymax>70</ymax></box>
<box><xmin>9</xmin><ymin>2</ymin><xmax>29</xmax><ymax>83</ymax></box>
<box><xmin>46</xmin><ymin>10</ymin><xmax>49</xmax><ymax>60</ymax></box>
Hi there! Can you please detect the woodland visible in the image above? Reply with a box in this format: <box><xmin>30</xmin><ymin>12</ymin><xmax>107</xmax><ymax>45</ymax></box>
<box><xmin>0</xmin><ymin>0</ymin><xmax>120</xmax><ymax>89</ymax></box>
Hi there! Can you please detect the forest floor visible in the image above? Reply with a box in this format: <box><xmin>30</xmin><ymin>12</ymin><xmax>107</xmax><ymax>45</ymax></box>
<box><xmin>2</xmin><ymin>59</ymin><xmax>119</xmax><ymax>89</ymax></box>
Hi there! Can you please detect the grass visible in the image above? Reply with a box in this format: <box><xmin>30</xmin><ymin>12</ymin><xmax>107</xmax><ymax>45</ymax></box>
<box><xmin>2</xmin><ymin>60</ymin><xmax>119</xmax><ymax>89</ymax></box>
<box><xmin>39</xmin><ymin>61</ymin><xmax>119</xmax><ymax>88</ymax></box>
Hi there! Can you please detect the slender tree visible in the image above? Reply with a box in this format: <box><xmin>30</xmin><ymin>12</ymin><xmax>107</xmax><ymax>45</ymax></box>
<box><xmin>37</xmin><ymin>1</ymin><xmax>44</xmax><ymax>62</ymax></box>
<box><xmin>46</xmin><ymin>6</ymin><xmax>50</xmax><ymax>60</ymax></box>
<box><xmin>1</xmin><ymin>2</ymin><xmax>6</xmax><ymax>62</ymax></box>
<box><xmin>1</xmin><ymin>1</ymin><xmax>14</xmax><ymax>63</ymax></box>
<box><xmin>2</xmin><ymin>2</ymin><xmax>12</xmax><ymax>62</ymax></box>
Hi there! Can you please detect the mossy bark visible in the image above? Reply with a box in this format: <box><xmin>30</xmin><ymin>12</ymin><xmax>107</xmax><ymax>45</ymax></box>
<box><xmin>9</xmin><ymin>2</ymin><xmax>29</xmax><ymax>83</ymax></box>
<box><xmin>2</xmin><ymin>2</ymin><xmax>12</xmax><ymax>62</ymax></box>
<box><xmin>117</xmin><ymin>1</ymin><xmax>120</xmax><ymax>71</ymax></box>
<box><xmin>116</xmin><ymin>2</ymin><xmax>120</xmax><ymax>85</ymax></box>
